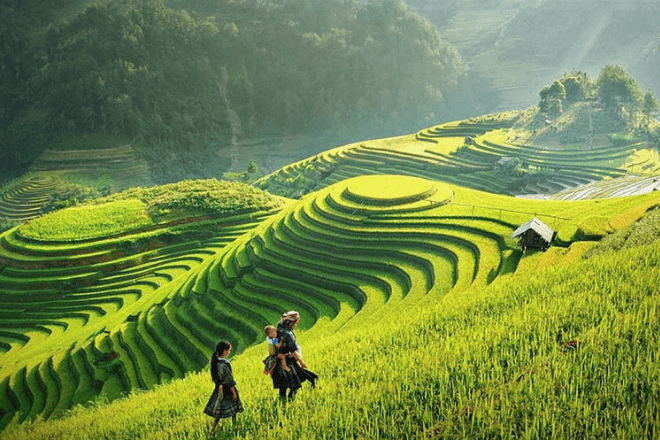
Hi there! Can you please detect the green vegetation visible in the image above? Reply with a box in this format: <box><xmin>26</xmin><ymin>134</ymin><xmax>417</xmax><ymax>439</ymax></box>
<box><xmin>1</xmin><ymin>171</ymin><xmax>658</xmax><ymax>430</ymax></box>
<box><xmin>597</xmin><ymin>65</ymin><xmax>644</xmax><ymax>115</ymax></box>
<box><xmin>30</xmin><ymin>145</ymin><xmax>153</xmax><ymax>191</ymax></box>
<box><xmin>255</xmin><ymin>109</ymin><xmax>655</xmax><ymax>199</ymax></box>
<box><xmin>2</xmin><ymin>211</ymin><xmax>659</xmax><ymax>439</ymax></box>
<box><xmin>97</xmin><ymin>179</ymin><xmax>285</xmax><ymax>221</ymax></box>
<box><xmin>0</xmin><ymin>179</ymin><xmax>289</xmax><ymax>428</ymax></box>
<box><xmin>2</xmin><ymin>63</ymin><xmax>660</xmax><ymax>433</ymax></box>
<box><xmin>20</xmin><ymin>199</ymin><xmax>152</xmax><ymax>241</ymax></box>
<box><xmin>1</xmin><ymin>0</ymin><xmax>467</xmax><ymax>181</ymax></box>
<box><xmin>253</xmin><ymin>68</ymin><xmax>660</xmax><ymax>201</ymax></box>
<box><xmin>584</xmin><ymin>207</ymin><xmax>660</xmax><ymax>258</ymax></box>
<box><xmin>536</xmin><ymin>67</ymin><xmax>658</xmax><ymax>133</ymax></box>
<box><xmin>0</xmin><ymin>174</ymin><xmax>70</xmax><ymax>231</ymax></box>
<box><xmin>409</xmin><ymin>0</ymin><xmax>660</xmax><ymax>118</ymax></box>
<box><xmin>3</xmin><ymin>0</ymin><xmax>660</xmax><ymax>435</ymax></box>
<box><xmin>39</xmin><ymin>182</ymin><xmax>107</xmax><ymax>214</ymax></box>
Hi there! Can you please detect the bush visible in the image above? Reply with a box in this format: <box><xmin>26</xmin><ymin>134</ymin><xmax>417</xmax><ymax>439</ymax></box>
<box><xmin>41</xmin><ymin>184</ymin><xmax>107</xmax><ymax>214</ymax></box>
<box><xmin>0</xmin><ymin>217</ymin><xmax>22</xmax><ymax>233</ymax></box>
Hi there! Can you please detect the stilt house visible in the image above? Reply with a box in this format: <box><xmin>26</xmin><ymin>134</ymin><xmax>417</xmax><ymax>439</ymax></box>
<box><xmin>512</xmin><ymin>217</ymin><xmax>555</xmax><ymax>251</ymax></box>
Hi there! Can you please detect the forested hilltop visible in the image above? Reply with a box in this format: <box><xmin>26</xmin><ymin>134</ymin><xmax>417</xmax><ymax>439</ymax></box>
<box><xmin>0</xmin><ymin>0</ymin><xmax>468</xmax><ymax>181</ymax></box>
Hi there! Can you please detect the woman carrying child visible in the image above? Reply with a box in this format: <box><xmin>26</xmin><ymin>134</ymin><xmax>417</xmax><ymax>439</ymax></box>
<box><xmin>203</xmin><ymin>340</ymin><xmax>244</xmax><ymax>436</ymax></box>
<box><xmin>270</xmin><ymin>311</ymin><xmax>318</xmax><ymax>401</ymax></box>
<box><xmin>263</xmin><ymin>324</ymin><xmax>291</xmax><ymax>374</ymax></box>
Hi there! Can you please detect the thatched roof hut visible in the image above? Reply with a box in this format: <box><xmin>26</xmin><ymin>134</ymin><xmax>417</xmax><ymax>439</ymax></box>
<box><xmin>512</xmin><ymin>217</ymin><xmax>555</xmax><ymax>251</ymax></box>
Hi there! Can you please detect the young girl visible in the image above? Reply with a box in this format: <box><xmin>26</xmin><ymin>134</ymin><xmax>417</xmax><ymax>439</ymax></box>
<box><xmin>263</xmin><ymin>324</ymin><xmax>291</xmax><ymax>374</ymax></box>
<box><xmin>203</xmin><ymin>340</ymin><xmax>244</xmax><ymax>436</ymax></box>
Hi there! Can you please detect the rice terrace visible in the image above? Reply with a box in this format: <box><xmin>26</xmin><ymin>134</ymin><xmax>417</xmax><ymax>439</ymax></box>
<box><xmin>2</xmin><ymin>0</ymin><xmax>660</xmax><ymax>438</ymax></box>
<box><xmin>1</xmin><ymin>96</ymin><xmax>660</xmax><ymax>438</ymax></box>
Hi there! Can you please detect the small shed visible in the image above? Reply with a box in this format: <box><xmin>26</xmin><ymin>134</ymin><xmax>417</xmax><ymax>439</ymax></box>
<box><xmin>496</xmin><ymin>157</ymin><xmax>517</xmax><ymax>168</ymax></box>
<box><xmin>512</xmin><ymin>217</ymin><xmax>555</xmax><ymax>251</ymax></box>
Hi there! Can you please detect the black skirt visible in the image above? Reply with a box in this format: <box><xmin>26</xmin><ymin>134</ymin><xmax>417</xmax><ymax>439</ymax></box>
<box><xmin>270</xmin><ymin>354</ymin><xmax>318</xmax><ymax>389</ymax></box>
<box><xmin>203</xmin><ymin>387</ymin><xmax>244</xmax><ymax>419</ymax></box>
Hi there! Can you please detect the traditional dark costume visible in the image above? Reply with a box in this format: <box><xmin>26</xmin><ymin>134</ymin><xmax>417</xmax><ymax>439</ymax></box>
<box><xmin>204</xmin><ymin>356</ymin><xmax>244</xmax><ymax>419</ymax></box>
<box><xmin>270</xmin><ymin>313</ymin><xmax>318</xmax><ymax>399</ymax></box>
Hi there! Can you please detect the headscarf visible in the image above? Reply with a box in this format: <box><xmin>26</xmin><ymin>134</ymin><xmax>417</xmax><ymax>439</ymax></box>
<box><xmin>277</xmin><ymin>310</ymin><xmax>300</xmax><ymax>330</ymax></box>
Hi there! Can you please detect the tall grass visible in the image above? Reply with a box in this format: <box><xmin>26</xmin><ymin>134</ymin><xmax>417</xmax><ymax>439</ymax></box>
<box><xmin>2</xmin><ymin>239</ymin><xmax>659</xmax><ymax>439</ymax></box>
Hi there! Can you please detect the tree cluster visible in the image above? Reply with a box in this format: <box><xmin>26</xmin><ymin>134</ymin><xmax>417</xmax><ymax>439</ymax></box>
<box><xmin>538</xmin><ymin>71</ymin><xmax>591</xmax><ymax>117</ymax></box>
<box><xmin>1</xmin><ymin>0</ymin><xmax>467</xmax><ymax>176</ymax></box>
<box><xmin>539</xmin><ymin>66</ymin><xmax>658</xmax><ymax>128</ymax></box>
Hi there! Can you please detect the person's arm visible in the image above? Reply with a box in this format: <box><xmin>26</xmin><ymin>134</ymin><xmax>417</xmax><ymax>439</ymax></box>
<box><xmin>217</xmin><ymin>363</ymin><xmax>237</xmax><ymax>392</ymax></box>
<box><xmin>211</xmin><ymin>357</ymin><xmax>221</xmax><ymax>388</ymax></box>
<box><xmin>268</xmin><ymin>340</ymin><xmax>277</xmax><ymax>356</ymax></box>
<box><xmin>290</xmin><ymin>349</ymin><xmax>307</xmax><ymax>368</ymax></box>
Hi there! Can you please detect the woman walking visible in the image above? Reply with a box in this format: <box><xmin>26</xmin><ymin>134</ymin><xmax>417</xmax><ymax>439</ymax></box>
<box><xmin>270</xmin><ymin>311</ymin><xmax>318</xmax><ymax>401</ymax></box>
<box><xmin>204</xmin><ymin>340</ymin><xmax>244</xmax><ymax>436</ymax></box>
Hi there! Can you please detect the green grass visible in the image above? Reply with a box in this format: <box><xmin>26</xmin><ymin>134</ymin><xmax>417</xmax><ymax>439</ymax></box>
<box><xmin>2</xmin><ymin>104</ymin><xmax>660</xmax><ymax>436</ymax></box>
<box><xmin>2</xmin><ymin>235</ymin><xmax>659</xmax><ymax>439</ymax></box>
<box><xmin>0</xmin><ymin>180</ymin><xmax>289</xmax><ymax>428</ymax></box>
<box><xmin>19</xmin><ymin>199</ymin><xmax>153</xmax><ymax>241</ymax></box>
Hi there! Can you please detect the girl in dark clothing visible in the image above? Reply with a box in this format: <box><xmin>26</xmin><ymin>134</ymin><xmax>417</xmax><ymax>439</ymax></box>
<box><xmin>270</xmin><ymin>311</ymin><xmax>318</xmax><ymax>401</ymax></box>
<box><xmin>204</xmin><ymin>340</ymin><xmax>244</xmax><ymax>436</ymax></box>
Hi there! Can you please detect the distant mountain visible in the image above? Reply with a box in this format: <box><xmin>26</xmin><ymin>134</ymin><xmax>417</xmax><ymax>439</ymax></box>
<box><xmin>407</xmin><ymin>0</ymin><xmax>660</xmax><ymax>112</ymax></box>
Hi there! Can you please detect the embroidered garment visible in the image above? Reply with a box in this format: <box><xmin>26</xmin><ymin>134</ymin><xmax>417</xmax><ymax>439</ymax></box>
<box><xmin>203</xmin><ymin>358</ymin><xmax>244</xmax><ymax>419</ymax></box>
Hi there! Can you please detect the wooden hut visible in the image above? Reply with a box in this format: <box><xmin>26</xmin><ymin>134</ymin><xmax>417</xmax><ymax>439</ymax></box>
<box><xmin>512</xmin><ymin>217</ymin><xmax>555</xmax><ymax>251</ymax></box>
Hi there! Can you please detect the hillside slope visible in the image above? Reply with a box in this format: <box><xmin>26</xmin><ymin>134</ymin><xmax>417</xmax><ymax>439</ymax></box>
<box><xmin>255</xmin><ymin>105</ymin><xmax>659</xmax><ymax>199</ymax></box>
<box><xmin>1</xmin><ymin>0</ymin><xmax>468</xmax><ymax>181</ymax></box>
<box><xmin>408</xmin><ymin>0</ymin><xmax>660</xmax><ymax>112</ymax></box>
<box><xmin>2</xmin><ymin>207</ymin><xmax>659</xmax><ymax>439</ymax></box>
<box><xmin>1</xmin><ymin>173</ymin><xmax>658</xmax><ymax>429</ymax></box>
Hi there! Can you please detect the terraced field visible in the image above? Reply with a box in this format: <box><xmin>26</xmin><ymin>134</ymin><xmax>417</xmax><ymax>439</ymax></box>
<box><xmin>2</xmin><ymin>102</ymin><xmax>660</xmax><ymax>431</ymax></box>
<box><xmin>0</xmin><ymin>145</ymin><xmax>153</xmax><ymax>227</ymax></box>
<box><xmin>255</xmin><ymin>112</ymin><xmax>650</xmax><ymax>199</ymax></box>
<box><xmin>0</xmin><ymin>174</ymin><xmax>68</xmax><ymax>223</ymax></box>
<box><xmin>552</xmin><ymin>174</ymin><xmax>660</xmax><ymax>201</ymax></box>
<box><xmin>29</xmin><ymin>145</ymin><xmax>152</xmax><ymax>191</ymax></box>
<box><xmin>0</xmin><ymin>205</ymin><xmax>283</xmax><ymax>428</ymax></box>
<box><xmin>4</xmin><ymin>171</ymin><xmax>657</xmax><ymax>429</ymax></box>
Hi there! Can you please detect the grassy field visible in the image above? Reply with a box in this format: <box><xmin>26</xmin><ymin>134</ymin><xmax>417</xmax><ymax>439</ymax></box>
<box><xmin>1</xmin><ymin>104</ymin><xmax>659</xmax><ymax>438</ymax></box>
<box><xmin>1</xmin><ymin>172</ymin><xmax>658</xmax><ymax>434</ymax></box>
<box><xmin>1</xmin><ymin>216</ymin><xmax>658</xmax><ymax>439</ymax></box>
<box><xmin>0</xmin><ymin>180</ymin><xmax>289</xmax><ymax>429</ymax></box>
<box><xmin>19</xmin><ymin>199</ymin><xmax>153</xmax><ymax>241</ymax></box>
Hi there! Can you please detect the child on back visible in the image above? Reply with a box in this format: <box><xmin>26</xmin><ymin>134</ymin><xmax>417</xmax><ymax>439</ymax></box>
<box><xmin>263</xmin><ymin>325</ymin><xmax>290</xmax><ymax>374</ymax></box>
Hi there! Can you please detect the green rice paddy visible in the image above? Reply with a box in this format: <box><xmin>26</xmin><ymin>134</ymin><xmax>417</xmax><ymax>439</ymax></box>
<box><xmin>1</xmin><ymin>109</ymin><xmax>660</xmax><ymax>438</ymax></box>
<box><xmin>20</xmin><ymin>199</ymin><xmax>153</xmax><ymax>241</ymax></box>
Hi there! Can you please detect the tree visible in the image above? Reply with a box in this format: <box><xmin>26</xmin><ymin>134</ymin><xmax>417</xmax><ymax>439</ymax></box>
<box><xmin>597</xmin><ymin>65</ymin><xmax>644</xmax><ymax>114</ymax></box>
<box><xmin>560</xmin><ymin>71</ymin><xmax>590</xmax><ymax>103</ymax></box>
<box><xmin>644</xmin><ymin>91</ymin><xmax>659</xmax><ymax>119</ymax></box>
<box><xmin>539</xmin><ymin>80</ymin><xmax>565</xmax><ymax>116</ymax></box>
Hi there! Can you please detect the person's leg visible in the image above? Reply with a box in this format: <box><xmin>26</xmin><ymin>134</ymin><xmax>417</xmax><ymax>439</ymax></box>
<box><xmin>210</xmin><ymin>417</ymin><xmax>220</xmax><ymax>435</ymax></box>
<box><xmin>279</xmin><ymin>387</ymin><xmax>287</xmax><ymax>400</ymax></box>
<box><xmin>288</xmin><ymin>387</ymin><xmax>297</xmax><ymax>401</ymax></box>
<box><xmin>278</xmin><ymin>353</ymin><xmax>290</xmax><ymax>371</ymax></box>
